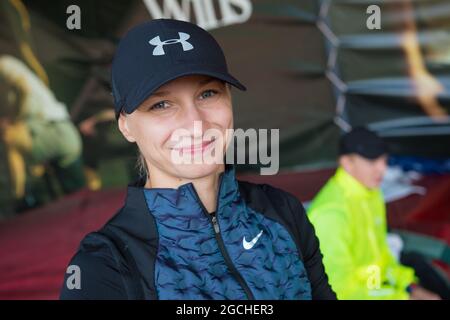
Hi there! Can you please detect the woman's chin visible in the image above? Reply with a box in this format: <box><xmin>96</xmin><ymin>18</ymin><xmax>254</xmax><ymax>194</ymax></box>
<box><xmin>172</xmin><ymin>162</ymin><xmax>224</xmax><ymax>180</ymax></box>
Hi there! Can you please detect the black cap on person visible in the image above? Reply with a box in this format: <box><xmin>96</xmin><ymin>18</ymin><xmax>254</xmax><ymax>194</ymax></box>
<box><xmin>339</xmin><ymin>127</ymin><xmax>388</xmax><ymax>160</ymax></box>
<box><xmin>111</xmin><ymin>19</ymin><xmax>246</xmax><ymax>118</ymax></box>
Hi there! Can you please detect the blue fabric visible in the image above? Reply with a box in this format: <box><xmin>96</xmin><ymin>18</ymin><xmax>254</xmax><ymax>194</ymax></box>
<box><xmin>389</xmin><ymin>156</ymin><xmax>450</xmax><ymax>174</ymax></box>
<box><xmin>143</xmin><ymin>167</ymin><xmax>312</xmax><ymax>299</ymax></box>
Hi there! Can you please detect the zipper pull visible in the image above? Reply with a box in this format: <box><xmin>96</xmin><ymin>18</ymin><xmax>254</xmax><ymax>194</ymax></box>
<box><xmin>211</xmin><ymin>215</ymin><xmax>220</xmax><ymax>234</ymax></box>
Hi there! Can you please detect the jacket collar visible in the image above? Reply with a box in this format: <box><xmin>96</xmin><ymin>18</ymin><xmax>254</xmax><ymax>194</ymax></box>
<box><xmin>108</xmin><ymin>165</ymin><xmax>239</xmax><ymax>240</ymax></box>
<box><xmin>142</xmin><ymin>164</ymin><xmax>239</xmax><ymax>218</ymax></box>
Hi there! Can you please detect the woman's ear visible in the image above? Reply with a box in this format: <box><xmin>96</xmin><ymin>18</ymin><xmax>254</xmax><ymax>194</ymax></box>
<box><xmin>118</xmin><ymin>112</ymin><xmax>136</xmax><ymax>143</ymax></box>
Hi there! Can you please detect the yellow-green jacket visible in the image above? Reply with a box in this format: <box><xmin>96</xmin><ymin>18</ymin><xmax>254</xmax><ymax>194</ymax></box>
<box><xmin>308</xmin><ymin>167</ymin><xmax>416</xmax><ymax>299</ymax></box>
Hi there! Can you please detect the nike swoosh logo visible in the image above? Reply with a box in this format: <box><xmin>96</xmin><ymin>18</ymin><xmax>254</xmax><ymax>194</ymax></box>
<box><xmin>242</xmin><ymin>230</ymin><xmax>264</xmax><ymax>250</ymax></box>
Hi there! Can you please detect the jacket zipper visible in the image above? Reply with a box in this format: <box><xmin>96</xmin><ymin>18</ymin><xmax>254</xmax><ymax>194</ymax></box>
<box><xmin>188</xmin><ymin>177</ymin><xmax>255</xmax><ymax>300</ymax></box>
<box><xmin>209</xmin><ymin>212</ymin><xmax>255</xmax><ymax>300</ymax></box>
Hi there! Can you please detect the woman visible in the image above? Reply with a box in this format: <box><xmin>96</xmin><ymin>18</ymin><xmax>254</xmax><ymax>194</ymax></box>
<box><xmin>60</xmin><ymin>19</ymin><xmax>335</xmax><ymax>300</ymax></box>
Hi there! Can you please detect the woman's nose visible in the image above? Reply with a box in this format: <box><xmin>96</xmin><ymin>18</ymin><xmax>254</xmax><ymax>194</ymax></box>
<box><xmin>182</xmin><ymin>102</ymin><xmax>209</xmax><ymax>135</ymax></box>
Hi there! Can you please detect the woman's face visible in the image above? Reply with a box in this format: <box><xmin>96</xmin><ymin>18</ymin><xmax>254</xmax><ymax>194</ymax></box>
<box><xmin>118</xmin><ymin>75</ymin><xmax>233</xmax><ymax>183</ymax></box>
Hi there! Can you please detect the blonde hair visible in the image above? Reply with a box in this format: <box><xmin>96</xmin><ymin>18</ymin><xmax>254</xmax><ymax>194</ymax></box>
<box><xmin>136</xmin><ymin>150</ymin><xmax>149</xmax><ymax>180</ymax></box>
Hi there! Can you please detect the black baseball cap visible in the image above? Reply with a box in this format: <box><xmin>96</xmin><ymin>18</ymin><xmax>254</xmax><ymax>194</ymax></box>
<box><xmin>111</xmin><ymin>19</ymin><xmax>246</xmax><ymax>118</ymax></box>
<box><xmin>339</xmin><ymin>127</ymin><xmax>388</xmax><ymax>160</ymax></box>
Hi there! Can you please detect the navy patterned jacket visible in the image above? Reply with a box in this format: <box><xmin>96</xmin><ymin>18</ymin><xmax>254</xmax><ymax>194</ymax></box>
<box><xmin>60</xmin><ymin>166</ymin><xmax>336</xmax><ymax>300</ymax></box>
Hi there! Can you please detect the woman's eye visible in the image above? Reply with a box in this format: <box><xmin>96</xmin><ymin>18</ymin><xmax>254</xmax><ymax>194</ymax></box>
<box><xmin>150</xmin><ymin>101</ymin><xmax>169</xmax><ymax>110</ymax></box>
<box><xmin>200</xmin><ymin>89</ymin><xmax>217</xmax><ymax>99</ymax></box>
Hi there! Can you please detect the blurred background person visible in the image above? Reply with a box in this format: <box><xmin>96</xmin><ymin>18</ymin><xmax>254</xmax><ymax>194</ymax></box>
<box><xmin>0</xmin><ymin>55</ymin><xmax>85</xmax><ymax>215</ymax></box>
<box><xmin>308</xmin><ymin>127</ymin><xmax>448</xmax><ymax>300</ymax></box>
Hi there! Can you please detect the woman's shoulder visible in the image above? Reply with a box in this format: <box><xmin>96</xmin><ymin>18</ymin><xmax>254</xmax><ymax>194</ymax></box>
<box><xmin>59</xmin><ymin>230</ymin><xmax>127</xmax><ymax>300</ymax></box>
<box><xmin>237</xmin><ymin>179</ymin><xmax>305</xmax><ymax>213</ymax></box>
<box><xmin>237</xmin><ymin>180</ymin><xmax>336</xmax><ymax>299</ymax></box>
<box><xmin>236</xmin><ymin>179</ymin><xmax>310</xmax><ymax>242</ymax></box>
<box><xmin>238</xmin><ymin>180</ymin><xmax>317</xmax><ymax>244</ymax></box>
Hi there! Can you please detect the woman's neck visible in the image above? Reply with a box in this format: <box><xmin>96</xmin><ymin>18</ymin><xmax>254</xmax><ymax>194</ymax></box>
<box><xmin>145</xmin><ymin>165</ymin><xmax>225</xmax><ymax>214</ymax></box>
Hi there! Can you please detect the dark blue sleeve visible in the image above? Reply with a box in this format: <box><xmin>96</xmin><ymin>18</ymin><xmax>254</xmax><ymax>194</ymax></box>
<box><xmin>60</xmin><ymin>248</ymin><xmax>127</xmax><ymax>300</ymax></box>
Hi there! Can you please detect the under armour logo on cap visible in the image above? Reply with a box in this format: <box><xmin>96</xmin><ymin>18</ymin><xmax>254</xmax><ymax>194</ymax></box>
<box><xmin>149</xmin><ymin>32</ymin><xmax>194</xmax><ymax>56</ymax></box>
<box><xmin>112</xmin><ymin>19</ymin><xmax>246</xmax><ymax>118</ymax></box>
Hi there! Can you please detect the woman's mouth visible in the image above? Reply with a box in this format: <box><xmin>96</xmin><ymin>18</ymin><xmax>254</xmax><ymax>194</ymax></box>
<box><xmin>173</xmin><ymin>138</ymin><xmax>216</xmax><ymax>155</ymax></box>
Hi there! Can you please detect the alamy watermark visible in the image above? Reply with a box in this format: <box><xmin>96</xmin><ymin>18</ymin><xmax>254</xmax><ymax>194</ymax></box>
<box><xmin>169</xmin><ymin>121</ymin><xmax>279</xmax><ymax>175</ymax></box>
<box><xmin>366</xmin><ymin>5</ymin><xmax>381</xmax><ymax>30</ymax></box>
<box><xmin>66</xmin><ymin>265</ymin><xmax>81</xmax><ymax>290</ymax></box>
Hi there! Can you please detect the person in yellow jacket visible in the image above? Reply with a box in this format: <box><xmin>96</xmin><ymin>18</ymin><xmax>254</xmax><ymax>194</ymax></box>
<box><xmin>308</xmin><ymin>127</ymin><xmax>441</xmax><ymax>300</ymax></box>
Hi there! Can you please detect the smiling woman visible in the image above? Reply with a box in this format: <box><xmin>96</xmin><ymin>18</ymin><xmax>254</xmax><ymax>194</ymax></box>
<box><xmin>118</xmin><ymin>74</ymin><xmax>233</xmax><ymax>211</ymax></box>
<box><xmin>60</xmin><ymin>18</ymin><xmax>336</xmax><ymax>300</ymax></box>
